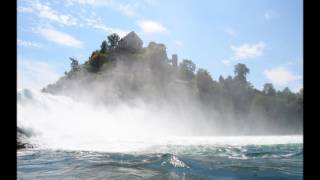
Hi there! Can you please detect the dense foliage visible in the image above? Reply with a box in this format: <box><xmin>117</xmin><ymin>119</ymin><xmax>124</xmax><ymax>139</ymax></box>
<box><xmin>42</xmin><ymin>33</ymin><xmax>303</xmax><ymax>135</ymax></box>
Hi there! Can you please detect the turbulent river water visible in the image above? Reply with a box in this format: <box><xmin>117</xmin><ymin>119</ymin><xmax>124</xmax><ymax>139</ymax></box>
<box><xmin>17</xmin><ymin>89</ymin><xmax>303</xmax><ymax>179</ymax></box>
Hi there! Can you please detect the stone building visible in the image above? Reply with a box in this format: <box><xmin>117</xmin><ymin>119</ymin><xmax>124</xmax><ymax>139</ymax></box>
<box><xmin>171</xmin><ymin>54</ymin><xmax>178</xmax><ymax>68</ymax></box>
<box><xmin>118</xmin><ymin>31</ymin><xmax>143</xmax><ymax>51</ymax></box>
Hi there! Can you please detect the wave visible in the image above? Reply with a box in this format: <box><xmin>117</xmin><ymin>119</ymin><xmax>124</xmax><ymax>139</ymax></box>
<box><xmin>18</xmin><ymin>145</ymin><xmax>303</xmax><ymax>179</ymax></box>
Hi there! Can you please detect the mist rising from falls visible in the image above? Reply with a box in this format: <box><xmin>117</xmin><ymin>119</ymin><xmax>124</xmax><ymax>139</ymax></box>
<box><xmin>18</xmin><ymin>89</ymin><xmax>303</xmax><ymax>152</ymax></box>
<box><xmin>17</xmin><ymin>88</ymin><xmax>222</xmax><ymax>151</ymax></box>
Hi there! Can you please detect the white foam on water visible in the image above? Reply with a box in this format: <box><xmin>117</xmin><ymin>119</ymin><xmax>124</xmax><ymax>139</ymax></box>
<box><xmin>17</xmin><ymin>89</ymin><xmax>303</xmax><ymax>153</ymax></box>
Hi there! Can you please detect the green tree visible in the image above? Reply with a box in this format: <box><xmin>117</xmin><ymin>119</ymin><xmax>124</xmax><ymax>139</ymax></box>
<box><xmin>281</xmin><ymin>87</ymin><xmax>296</xmax><ymax>103</ymax></box>
<box><xmin>234</xmin><ymin>63</ymin><xmax>250</xmax><ymax>82</ymax></box>
<box><xmin>179</xmin><ymin>59</ymin><xmax>196</xmax><ymax>81</ymax></box>
<box><xmin>226</xmin><ymin>76</ymin><xmax>232</xmax><ymax>81</ymax></box>
<box><xmin>262</xmin><ymin>83</ymin><xmax>276</xmax><ymax>96</ymax></box>
<box><xmin>69</xmin><ymin>57</ymin><xmax>79</xmax><ymax>71</ymax></box>
<box><xmin>42</xmin><ymin>32</ymin><xmax>303</xmax><ymax>134</ymax></box>
<box><xmin>219</xmin><ymin>75</ymin><xmax>224</xmax><ymax>83</ymax></box>
<box><xmin>195</xmin><ymin>68</ymin><xmax>214</xmax><ymax>97</ymax></box>
<box><xmin>88</xmin><ymin>50</ymin><xmax>106</xmax><ymax>72</ymax></box>
<box><xmin>297</xmin><ymin>88</ymin><xmax>303</xmax><ymax>111</ymax></box>
<box><xmin>282</xmin><ymin>87</ymin><xmax>292</xmax><ymax>95</ymax></box>
<box><xmin>107</xmin><ymin>33</ymin><xmax>120</xmax><ymax>49</ymax></box>
<box><xmin>100</xmin><ymin>40</ymin><xmax>108</xmax><ymax>53</ymax></box>
<box><xmin>298</xmin><ymin>88</ymin><xmax>303</xmax><ymax>98</ymax></box>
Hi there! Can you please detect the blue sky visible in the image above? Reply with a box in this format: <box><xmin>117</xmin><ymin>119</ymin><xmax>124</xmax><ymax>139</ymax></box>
<box><xmin>17</xmin><ymin>0</ymin><xmax>303</xmax><ymax>92</ymax></box>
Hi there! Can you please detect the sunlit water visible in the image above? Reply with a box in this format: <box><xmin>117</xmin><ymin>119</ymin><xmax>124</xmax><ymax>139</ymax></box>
<box><xmin>18</xmin><ymin>141</ymin><xmax>302</xmax><ymax>180</ymax></box>
<box><xmin>17</xmin><ymin>89</ymin><xmax>303</xmax><ymax>179</ymax></box>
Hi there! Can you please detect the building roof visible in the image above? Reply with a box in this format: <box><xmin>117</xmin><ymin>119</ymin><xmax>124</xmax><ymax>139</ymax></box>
<box><xmin>121</xmin><ymin>31</ymin><xmax>142</xmax><ymax>43</ymax></box>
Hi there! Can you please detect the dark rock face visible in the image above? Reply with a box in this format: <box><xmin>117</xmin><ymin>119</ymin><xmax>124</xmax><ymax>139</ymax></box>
<box><xmin>17</xmin><ymin>140</ymin><xmax>27</xmax><ymax>150</ymax></box>
<box><xmin>17</xmin><ymin>127</ymin><xmax>33</xmax><ymax>150</ymax></box>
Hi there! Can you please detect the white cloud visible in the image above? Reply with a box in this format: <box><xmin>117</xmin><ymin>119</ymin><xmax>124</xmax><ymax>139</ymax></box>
<box><xmin>264</xmin><ymin>10</ymin><xmax>277</xmax><ymax>21</ymax></box>
<box><xmin>117</xmin><ymin>3</ymin><xmax>139</xmax><ymax>17</ymax></box>
<box><xmin>23</xmin><ymin>0</ymin><xmax>129</xmax><ymax>38</ymax></box>
<box><xmin>93</xmin><ymin>25</ymin><xmax>129</xmax><ymax>38</ymax></box>
<box><xmin>221</xmin><ymin>59</ymin><xmax>231</xmax><ymax>66</ymax></box>
<box><xmin>38</xmin><ymin>28</ymin><xmax>83</xmax><ymax>48</ymax></box>
<box><xmin>22</xmin><ymin>0</ymin><xmax>131</xmax><ymax>37</ymax></box>
<box><xmin>18</xmin><ymin>6</ymin><xmax>34</xmax><ymax>13</ymax></box>
<box><xmin>138</xmin><ymin>20</ymin><xmax>167</xmax><ymax>33</ymax></box>
<box><xmin>18</xmin><ymin>59</ymin><xmax>60</xmax><ymax>90</ymax></box>
<box><xmin>85</xmin><ymin>18</ymin><xmax>129</xmax><ymax>37</ymax></box>
<box><xmin>231</xmin><ymin>42</ymin><xmax>266</xmax><ymax>60</ymax></box>
<box><xmin>18</xmin><ymin>39</ymin><xmax>42</xmax><ymax>48</ymax></box>
<box><xmin>286</xmin><ymin>59</ymin><xmax>303</xmax><ymax>66</ymax></box>
<box><xmin>264</xmin><ymin>67</ymin><xmax>302</xmax><ymax>86</ymax></box>
<box><xmin>224</xmin><ymin>28</ymin><xmax>237</xmax><ymax>37</ymax></box>
<box><xmin>66</xmin><ymin>0</ymin><xmax>112</xmax><ymax>7</ymax></box>
<box><xmin>28</xmin><ymin>0</ymin><xmax>78</xmax><ymax>26</ymax></box>
<box><xmin>66</xmin><ymin>0</ymin><xmax>139</xmax><ymax>17</ymax></box>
